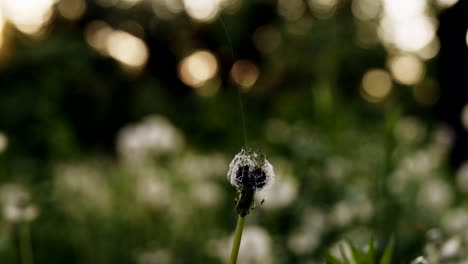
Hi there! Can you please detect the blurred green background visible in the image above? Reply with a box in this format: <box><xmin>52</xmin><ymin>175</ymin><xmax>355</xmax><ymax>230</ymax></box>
<box><xmin>0</xmin><ymin>0</ymin><xmax>468</xmax><ymax>263</ymax></box>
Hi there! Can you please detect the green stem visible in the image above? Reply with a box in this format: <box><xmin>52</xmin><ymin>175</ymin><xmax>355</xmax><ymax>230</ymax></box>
<box><xmin>19</xmin><ymin>223</ymin><xmax>33</xmax><ymax>264</ymax></box>
<box><xmin>229</xmin><ymin>215</ymin><xmax>245</xmax><ymax>264</ymax></box>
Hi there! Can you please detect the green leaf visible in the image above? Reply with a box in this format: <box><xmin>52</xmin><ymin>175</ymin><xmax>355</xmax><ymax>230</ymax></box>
<box><xmin>346</xmin><ymin>239</ymin><xmax>363</xmax><ymax>263</ymax></box>
<box><xmin>364</xmin><ymin>236</ymin><xmax>376</xmax><ymax>264</ymax></box>
<box><xmin>380</xmin><ymin>237</ymin><xmax>395</xmax><ymax>264</ymax></box>
<box><xmin>339</xmin><ymin>243</ymin><xmax>352</xmax><ymax>264</ymax></box>
<box><xmin>324</xmin><ymin>249</ymin><xmax>342</xmax><ymax>264</ymax></box>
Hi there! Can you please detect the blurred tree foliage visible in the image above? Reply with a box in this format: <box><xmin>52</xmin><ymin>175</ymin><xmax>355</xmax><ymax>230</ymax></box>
<box><xmin>0</xmin><ymin>0</ymin><xmax>467</xmax><ymax>263</ymax></box>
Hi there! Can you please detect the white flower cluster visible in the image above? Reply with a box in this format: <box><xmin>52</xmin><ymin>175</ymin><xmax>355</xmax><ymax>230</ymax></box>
<box><xmin>116</xmin><ymin>115</ymin><xmax>184</xmax><ymax>164</ymax></box>
<box><xmin>0</xmin><ymin>184</ymin><xmax>39</xmax><ymax>223</ymax></box>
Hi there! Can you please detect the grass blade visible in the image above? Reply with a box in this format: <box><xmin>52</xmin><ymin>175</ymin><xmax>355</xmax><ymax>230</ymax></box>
<box><xmin>380</xmin><ymin>237</ymin><xmax>395</xmax><ymax>264</ymax></box>
<box><xmin>324</xmin><ymin>250</ymin><xmax>342</xmax><ymax>264</ymax></box>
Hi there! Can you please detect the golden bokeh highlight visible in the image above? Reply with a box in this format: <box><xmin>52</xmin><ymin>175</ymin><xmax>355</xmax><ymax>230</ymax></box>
<box><xmin>379</xmin><ymin>0</ymin><xmax>436</xmax><ymax>53</ymax></box>
<box><xmin>388</xmin><ymin>54</ymin><xmax>425</xmax><ymax>86</ymax></box>
<box><xmin>85</xmin><ymin>21</ymin><xmax>113</xmax><ymax>54</ymax></box>
<box><xmin>0</xmin><ymin>131</ymin><xmax>7</xmax><ymax>154</ymax></box>
<box><xmin>417</xmin><ymin>38</ymin><xmax>440</xmax><ymax>60</ymax></box>
<box><xmin>0</xmin><ymin>13</ymin><xmax>5</xmax><ymax>50</ymax></box>
<box><xmin>178</xmin><ymin>50</ymin><xmax>218</xmax><ymax>88</ymax></box>
<box><xmin>57</xmin><ymin>0</ymin><xmax>87</xmax><ymax>20</ymax></box>
<box><xmin>230</xmin><ymin>60</ymin><xmax>259</xmax><ymax>91</ymax></box>
<box><xmin>361</xmin><ymin>69</ymin><xmax>392</xmax><ymax>102</ymax></box>
<box><xmin>106</xmin><ymin>30</ymin><xmax>149</xmax><ymax>68</ymax></box>
<box><xmin>84</xmin><ymin>21</ymin><xmax>149</xmax><ymax>71</ymax></box>
<box><xmin>183</xmin><ymin>0</ymin><xmax>222</xmax><ymax>22</ymax></box>
<box><xmin>2</xmin><ymin>0</ymin><xmax>55</xmax><ymax>34</ymax></box>
<box><xmin>378</xmin><ymin>15</ymin><xmax>436</xmax><ymax>53</ymax></box>
<box><xmin>383</xmin><ymin>0</ymin><xmax>425</xmax><ymax>21</ymax></box>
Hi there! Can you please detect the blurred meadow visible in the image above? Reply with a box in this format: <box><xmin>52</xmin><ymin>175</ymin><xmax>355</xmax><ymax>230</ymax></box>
<box><xmin>0</xmin><ymin>0</ymin><xmax>468</xmax><ymax>263</ymax></box>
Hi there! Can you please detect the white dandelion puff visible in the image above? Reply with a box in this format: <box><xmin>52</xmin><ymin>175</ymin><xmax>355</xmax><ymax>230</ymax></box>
<box><xmin>227</xmin><ymin>148</ymin><xmax>275</xmax><ymax>191</ymax></box>
<box><xmin>227</xmin><ymin>148</ymin><xmax>275</xmax><ymax>216</ymax></box>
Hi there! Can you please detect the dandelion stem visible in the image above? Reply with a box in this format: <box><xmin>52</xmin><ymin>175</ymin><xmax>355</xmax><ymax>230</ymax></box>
<box><xmin>19</xmin><ymin>223</ymin><xmax>33</xmax><ymax>264</ymax></box>
<box><xmin>229</xmin><ymin>215</ymin><xmax>245</xmax><ymax>264</ymax></box>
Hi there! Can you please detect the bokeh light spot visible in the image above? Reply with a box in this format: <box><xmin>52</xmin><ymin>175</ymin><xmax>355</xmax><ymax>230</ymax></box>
<box><xmin>378</xmin><ymin>0</ymin><xmax>436</xmax><ymax>54</ymax></box>
<box><xmin>85</xmin><ymin>21</ymin><xmax>113</xmax><ymax>54</ymax></box>
<box><xmin>417</xmin><ymin>37</ymin><xmax>440</xmax><ymax>60</ymax></box>
<box><xmin>0</xmin><ymin>13</ymin><xmax>5</xmax><ymax>50</ymax></box>
<box><xmin>361</xmin><ymin>69</ymin><xmax>392</xmax><ymax>102</ymax></box>
<box><xmin>2</xmin><ymin>0</ymin><xmax>55</xmax><ymax>34</ymax></box>
<box><xmin>0</xmin><ymin>132</ymin><xmax>8</xmax><ymax>154</ymax></box>
<box><xmin>183</xmin><ymin>0</ymin><xmax>223</xmax><ymax>22</ymax></box>
<box><xmin>106</xmin><ymin>30</ymin><xmax>149</xmax><ymax>68</ymax></box>
<box><xmin>379</xmin><ymin>15</ymin><xmax>436</xmax><ymax>53</ymax></box>
<box><xmin>178</xmin><ymin>50</ymin><xmax>218</xmax><ymax>88</ymax></box>
<box><xmin>230</xmin><ymin>60</ymin><xmax>259</xmax><ymax>91</ymax></box>
<box><xmin>388</xmin><ymin>54</ymin><xmax>424</xmax><ymax>86</ymax></box>
<box><xmin>383</xmin><ymin>0</ymin><xmax>425</xmax><ymax>21</ymax></box>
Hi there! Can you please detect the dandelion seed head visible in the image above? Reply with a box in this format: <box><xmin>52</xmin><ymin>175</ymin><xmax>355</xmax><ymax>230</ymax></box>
<box><xmin>228</xmin><ymin>148</ymin><xmax>275</xmax><ymax>216</ymax></box>
<box><xmin>227</xmin><ymin>148</ymin><xmax>275</xmax><ymax>191</ymax></box>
